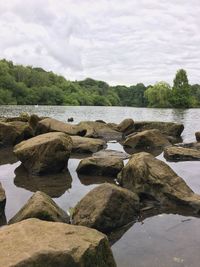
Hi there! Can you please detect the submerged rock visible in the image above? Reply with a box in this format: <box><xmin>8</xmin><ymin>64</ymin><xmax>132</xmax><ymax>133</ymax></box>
<box><xmin>73</xmin><ymin>183</ymin><xmax>139</xmax><ymax>233</ymax></box>
<box><xmin>0</xmin><ymin>121</ymin><xmax>34</xmax><ymax>147</ymax></box>
<box><xmin>133</xmin><ymin>121</ymin><xmax>184</xmax><ymax>137</ymax></box>
<box><xmin>71</xmin><ymin>135</ymin><xmax>106</xmax><ymax>154</ymax></box>
<box><xmin>77</xmin><ymin>156</ymin><xmax>124</xmax><ymax>177</ymax></box>
<box><xmin>123</xmin><ymin>129</ymin><xmax>170</xmax><ymax>154</ymax></box>
<box><xmin>14</xmin><ymin>132</ymin><xmax>72</xmax><ymax>175</ymax></box>
<box><xmin>9</xmin><ymin>191</ymin><xmax>69</xmax><ymax>224</ymax></box>
<box><xmin>0</xmin><ymin>218</ymin><xmax>116</xmax><ymax>267</ymax></box>
<box><xmin>0</xmin><ymin>182</ymin><xmax>6</xmax><ymax>216</ymax></box>
<box><xmin>14</xmin><ymin>165</ymin><xmax>72</xmax><ymax>198</ymax></box>
<box><xmin>117</xmin><ymin>152</ymin><xmax>200</xmax><ymax>213</ymax></box>
<box><xmin>164</xmin><ymin>145</ymin><xmax>200</xmax><ymax>161</ymax></box>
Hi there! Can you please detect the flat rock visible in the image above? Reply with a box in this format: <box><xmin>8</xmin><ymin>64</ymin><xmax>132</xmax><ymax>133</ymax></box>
<box><xmin>14</xmin><ymin>165</ymin><xmax>72</xmax><ymax>198</ymax></box>
<box><xmin>0</xmin><ymin>121</ymin><xmax>34</xmax><ymax>147</ymax></box>
<box><xmin>117</xmin><ymin>152</ymin><xmax>200</xmax><ymax>213</ymax></box>
<box><xmin>133</xmin><ymin>121</ymin><xmax>184</xmax><ymax>137</ymax></box>
<box><xmin>93</xmin><ymin>149</ymin><xmax>129</xmax><ymax>160</ymax></box>
<box><xmin>73</xmin><ymin>183</ymin><xmax>139</xmax><ymax>233</ymax></box>
<box><xmin>123</xmin><ymin>129</ymin><xmax>170</xmax><ymax>155</ymax></box>
<box><xmin>164</xmin><ymin>146</ymin><xmax>200</xmax><ymax>161</ymax></box>
<box><xmin>9</xmin><ymin>191</ymin><xmax>69</xmax><ymax>224</ymax></box>
<box><xmin>0</xmin><ymin>182</ymin><xmax>6</xmax><ymax>216</ymax></box>
<box><xmin>36</xmin><ymin>117</ymin><xmax>84</xmax><ymax>136</ymax></box>
<box><xmin>77</xmin><ymin>156</ymin><xmax>124</xmax><ymax>177</ymax></box>
<box><xmin>14</xmin><ymin>132</ymin><xmax>72</xmax><ymax>175</ymax></box>
<box><xmin>0</xmin><ymin>218</ymin><xmax>116</xmax><ymax>267</ymax></box>
<box><xmin>77</xmin><ymin>121</ymin><xmax>122</xmax><ymax>141</ymax></box>
<box><xmin>71</xmin><ymin>136</ymin><xmax>106</xmax><ymax>154</ymax></box>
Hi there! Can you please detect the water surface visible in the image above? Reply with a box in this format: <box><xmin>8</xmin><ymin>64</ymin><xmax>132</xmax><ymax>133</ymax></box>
<box><xmin>0</xmin><ymin>105</ymin><xmax>200</xmax><ymax>267</ymax></box>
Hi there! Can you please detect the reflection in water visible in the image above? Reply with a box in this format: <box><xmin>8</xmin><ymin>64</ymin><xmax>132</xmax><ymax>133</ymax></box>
<box><xmin>14</xmin><ymin>165</ymin><xmax>72</xmax><ymax>198</ymax></box>
<box><xmin>78</xmin><ymin>174</ymin><xmax>116</xmax><ymax>186</ymax></box>
<box><xmin>172</xmin><ymin>108</ymin><xmax>187</xmax><ymax>123</ymax></box>
<box><xmin>0</xmin><ymin>147</ymin><xmax>17</xmax><ymax>166</ymax></box>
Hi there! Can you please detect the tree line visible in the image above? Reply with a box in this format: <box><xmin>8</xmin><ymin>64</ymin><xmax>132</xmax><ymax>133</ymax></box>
<box><xmin>0</xmin><ymin>59</ymin><xmax>199</xmax><ymax>108</ymax></box>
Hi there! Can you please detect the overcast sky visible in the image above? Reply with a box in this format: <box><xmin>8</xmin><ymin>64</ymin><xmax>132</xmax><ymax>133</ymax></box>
<box><xmin>0</xmin><ymin>0</ymin><xmax>200</xmax><ymax>85</ymax></box>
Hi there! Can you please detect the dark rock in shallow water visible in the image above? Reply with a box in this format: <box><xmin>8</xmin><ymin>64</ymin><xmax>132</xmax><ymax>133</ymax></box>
<box><xmin>0</xmin><ymin>218</ymin><xmax>116</xmax><ymax>267</ymax></box>
<box><xmin>133</xmin><ymin>121</ymin><xmax>184</xmax><ymax>137</ymax></box>
<box><xmin>77</xmin><ymin>156</ymin><xmax>124</xmax><ymax>177</ymax></box>
<box><xmin>9</xmin><ymin>191</ymin><xmax>69</xmax><ymax>224</ymax></box>
<box><xmin>0</xmin><ymin>183</ymin><xmax>6</xmax><ymax>216</ymax></box>
<box><xmin>195</xmin><ymin>131</ymin><xmax>200</xmax><ymax>142</ymax></box>
<box><xmin>14</xmin><ymin>132</ymin><xmax>72</xmax><ymax>175</ymax></box>
<box><xmin>164</xmin><ymin>144</ymin><xmax>200</xmax><ymax>161</ymax></box>
<box><xmin>73</xmin><ymin>183</ymin><xmax>139</xmax><ymax>234</ymax></box>
<box><xmin>117</xmin><ymin>152</ymin><xmax>200</xmax><ymax>213</ymax></box>
<box><xmin>14</xmin><ymin>165</ymin><xmax>72</xmax><ymax>198</ymax></box>
<box><xmin>0</xmin><ymin>121</ymin><xmax>34</xmax><ymax>147</ymax></box>
<box><xmin>0</xmin><ymin>147</ymin><xmax>18</xmax><ymax>166</ymax></box>
<box><xmin>78</xmin><ymin>174</ymin><xmax>116</xmax><ymax>186</ymax></box>
<box><xmin>123</xmin><ymin>129</ymin><xmax>170</xmax><ymax>156</ymax></box>
<box><xmin>71</xmin><ymin>135</ymin><xmax>107</xmax><ymax>154</ymax></box>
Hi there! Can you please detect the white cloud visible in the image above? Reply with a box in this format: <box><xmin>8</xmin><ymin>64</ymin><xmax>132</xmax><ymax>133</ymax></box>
<box><xmin>0</xmin><ymin>0</ymin><xmax>200</xmax><ymax>85</ymax></box>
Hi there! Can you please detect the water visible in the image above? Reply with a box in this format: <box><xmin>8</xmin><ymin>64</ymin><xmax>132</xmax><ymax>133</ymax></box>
<box><xmin>0</xmin><ymin>105</ymin><xmax>200</xmax><ymax>267</ymax></box>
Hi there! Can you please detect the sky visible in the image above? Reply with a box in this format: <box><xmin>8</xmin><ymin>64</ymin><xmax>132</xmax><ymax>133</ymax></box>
<box><xmin>0</xmin><ymin>0</ymin><xmax>200</xmax><ymax>85</ymax></box>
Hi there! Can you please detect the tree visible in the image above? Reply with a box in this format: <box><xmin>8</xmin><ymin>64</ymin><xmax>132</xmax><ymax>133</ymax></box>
<box><xmin>171</xmin><ymin>69</ymin><xmax>191</xmax><ymax>108</ymax></box>
<box><xmin>145</xmin><ymin>82</ymin><xmax>172</xmax><ymax>108</ymax></box>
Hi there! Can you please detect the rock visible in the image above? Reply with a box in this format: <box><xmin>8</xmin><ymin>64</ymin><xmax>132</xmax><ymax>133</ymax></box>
<box><xmin>0</xmin><ymin>218</ymin><xmax>116</xmax><ymax>267</ymax></box>
<box><xmin>77</xmin><ymin>156</ymin><xmax>124</xmax><ymax>177</ymax></box>
<box><xmin>71</xmin><ymin>136</ymin><xmax>106</xmax><ymax>154</ymax></box>
<box><xmin>77</xmin><ymin>121</ymin><xmax>122</xmax><ymax>141</ymax></box>
<box><xmin>196</xmin><ymin>132</ymin><xmax>200</xmax><ymax>142</ymax></box>
<box><xmin>14</xmin><ymin>165</ymin><xmax>72</xmax><ymax>198</ymax></box>
<box><xmin>73</xmin><ymin>183</ymin><xmax>139</xmax><ymax>233</ymax></box>
<box><xmin>164</xmin><ymin>146</ymin><xmax>200</xmax><ymax>161</ymax></box>
<box><xmin>0</xmin><ymin>182</ymin><xmax>6</xmax><ymax>216</ymax></box>
<box><xmin>36</xmin><ymin>117</ymin><xmax>85</xmax><ymax>136</ymax></box>
<box><xmin>133</xmin><ymin>121</ymin><xmax>184</xmax><ymax>137</ymax></box>
<box><xmin>0</xmin><ymin>147</ymin><xmax>18</xmax><ymax>166</ymax></box>
<box><xmin>9</xmin><ymin>191</ymin><xmax>69</xmax><ymax>224</ymax></box>
<box><xmin>117</xmin><ymin>152</ymin><xmax>200</xmax><ymax>213</ymax></box>
<box><xmin>123</xmin><ymin>129</ymin><xmax>170</xmax><ymax>155</ymax></box>
<box><xmin>67</xmin><ymin>117</ymin><xmax>74</xmax><ymax>122</ymax></box>
<box><xmin>93</xmin><ymin>149</ymin><xmax>129</xmax><ymax>160</ymax></box>
<box><xmin>0</xmin><ymin>121</ymin><xmax>34</xmax><ymax>147</ymax></box>
<box><xmin>117</xmin><ymin>118</ymin><xmax>134</xmax><ymax>135</ymax></box>
<box><xmin>14</xmin><ymin>132</ymin><xmax>72</xmax><ymax>175</ymax></box>
<box><xmin>28</xmin><ymin>114</ymin><xmax>40</xmax><ymax>132</ymax></box>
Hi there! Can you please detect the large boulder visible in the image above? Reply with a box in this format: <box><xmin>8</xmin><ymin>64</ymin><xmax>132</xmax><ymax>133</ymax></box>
<box><xmin>0</xmin><ymin>218</ymin><xmax>116</xmax><ymax>267</ymax></box>
<box><xmin>133</xmin><ymin>121</ymin><xmax>184</xmax><ymax>137</ymax></box>
<box><xmin>36</xmin><ymin>117</ymin><xmax>84</xmax><ymax>136</ymax></box>
<box><xmin>71</xmin><ymin>136</ymin><xmax>106</xmax><ymax>154</ymax></box>
<box><xmin>77</xmin><ymin>121</ymin><xmax>122</xmax><ymax>141</ymax></box>
<box><xmin>14</xmin><ymin>132</ymin><xmax>72</xmax><ymax>175</ymax></box>
<box><xmin>73</xmin><ymin>183</ymin><xmax>139</xmax><ymax>233</ymax></box>
<box><xmin>14</xmin><ymin>165</ymin><xmax>72</xmax><ymax>198</ymax></box>
<box><xmin>195</xmin><ymin>132</ymin><xmax>200</xmax><ymax>142</ymax></box>
<box><xmin>0</xmin><ymin>121</ymin><xmax>34</xmax><ymax>147</ymax></box>
<box><xmin>77</xmin><ymin>156</ymin><xmax>124</xmax><ymax>177</ymax></box>
<box><xmin>0</xmin><ymin>182</ymin><xmax>6</xmax><ymax>216</ymax></box>
<box><xmin>117</xmin><ymin>152</ymin><xmax>200</xmax><ymax>213</ymax></box>
<box><xmin>164</xmin><ymin>145</ymin><xmax>200</xmax><ymax>161</ymax></box>
<box><xmin>9</xmin><ymin>191</ymin><xmax>69</xmax><ymax>224</ymax></box>
<box><xmin>123</xmin><ymin>129</ymin><xmax>170</xmax><ymax>154</ymax></box>
<box><xmin>117</xmin><ymin>118</ymin><xmax>134</xmax><ymax>135</ymax></box>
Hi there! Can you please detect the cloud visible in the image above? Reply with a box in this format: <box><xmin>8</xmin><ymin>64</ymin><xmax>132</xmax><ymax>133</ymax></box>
<box><xmin>0</xmin><ymin>0</ymin><xmax>200</xmax><ymax>85</ymax></box>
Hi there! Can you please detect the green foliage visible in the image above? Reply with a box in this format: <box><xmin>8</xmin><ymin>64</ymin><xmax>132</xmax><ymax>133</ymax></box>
<box><xmin>171</xmin><ymin>69</ymin><xmax>191</xmax><ymax>108</ymax></box>
<box><xmin>0</xmin><ymin>59</ymin><xmax>199</xmax><ymax>108</ymax></box>
<box><xmin>145</xmin><ymin>82</ymin><xmax>172</xmax><ymax>108</ymax></box>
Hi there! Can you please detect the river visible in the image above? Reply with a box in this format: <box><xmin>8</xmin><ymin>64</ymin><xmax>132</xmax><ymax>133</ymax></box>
<box><xmin>0</xmin><ymin>105</ymin><xmax>200</xmax><ymax>267</ymax></box>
